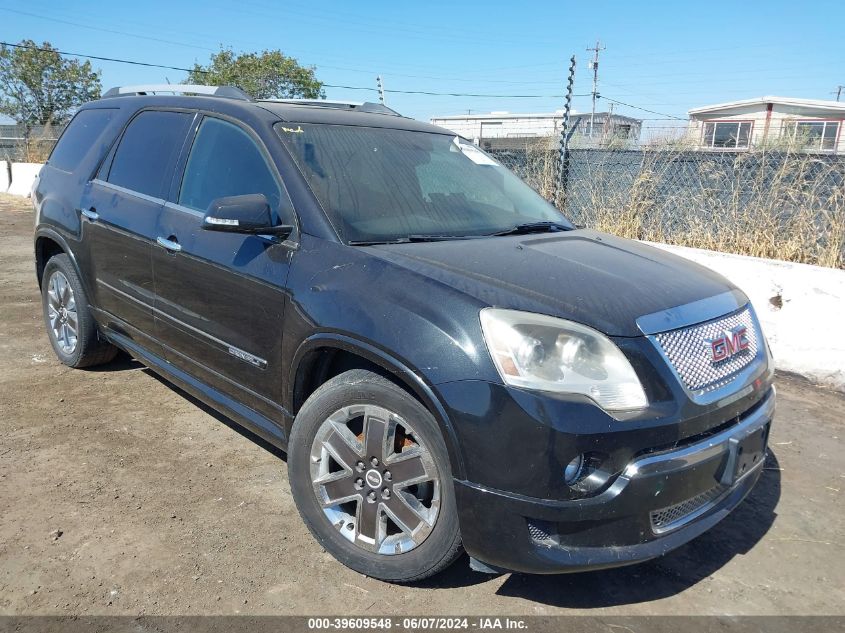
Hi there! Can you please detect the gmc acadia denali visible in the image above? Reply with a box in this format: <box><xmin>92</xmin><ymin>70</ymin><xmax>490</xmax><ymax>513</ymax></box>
<box><xmin>33</xmin><ymin>85</ymin><xmax>776</xmax><ymax>582</ymax></box>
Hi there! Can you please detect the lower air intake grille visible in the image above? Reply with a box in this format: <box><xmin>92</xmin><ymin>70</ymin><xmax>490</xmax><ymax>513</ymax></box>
<box><xmin>650</xmin><ymin>484</ymin><xmax>728</xmax><ymax>533</ymax></box>
<box><xmin>527</xmin><ymin>519</ymin><xmax>555</xmax><ymax>543</ymax></box>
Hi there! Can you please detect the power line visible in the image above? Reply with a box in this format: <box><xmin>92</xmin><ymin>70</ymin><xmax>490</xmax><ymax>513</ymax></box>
<box><xmin>384</xmin><ymin>88</ymin><xmax>589</xmax><ymax>98</ymax></box>
<box><xmin>1</xmin><ymin>41</ymin><xmax>683</xmax><ymax>116</ymax></box>
<box><xmin>0</xmin><ymin>41</ymin><xmax>592</xmax><ymax>99</ymax></box>
<box><xmin>334</xmin><ymin>83</ymin><xmax>577</xmax><ymax>98</ymax></box>
<box><xmin>293</xmin><ymin>64</ymin><xmax>568</xmax><ymax>86</ymax></box>
<box><xmin>598</xmin><ymin>96</ymin><xmax>686</xmax><ymax>120</ymax></box>
<box><xmin>0</xmin><ymin>8</ymin><xmax>215</xmax><ymax>52</ymax></box>
<box><xmin>0</xmin><ymin>41</ymin><xmax>209</xmax><ymax>74</ymax></box>
<box><xmin>224</xmin><ymin>1</ymin><xmax>567</xmax><ymax>49</ymax></box>
<box><xmin>0</xmin><ymin>7</ymin><xmax>575</xmax><ymax>85</ymax></box>
<box><xmin>8</xmin><ymin>6</ymin><xmax>840</xmax><ymax>91</ymax></box>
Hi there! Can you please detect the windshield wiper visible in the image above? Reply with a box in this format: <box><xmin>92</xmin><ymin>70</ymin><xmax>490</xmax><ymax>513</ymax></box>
<box><xmin>348</xmin><ymin>238</ymin><xmax>410</xmax><ymax>245</ymax></box>
<box><xmin>490</xmin><ymin>221</ymin><xmax>573</xmax><ymax>237</ymax></box>
<box><xmin>407</xmin><ymin>234</ymin><xmax>483</xmax><ymax>242</ymax></box>
<box><xmin>349</xmin><ymin>234</ymin><xmax>481</xmax><ymax>246</ymax></box>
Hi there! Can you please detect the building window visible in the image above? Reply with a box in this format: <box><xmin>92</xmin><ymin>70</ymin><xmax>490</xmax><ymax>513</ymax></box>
<box><xmin>614</xmin><ymin>124</ymin><xmax>632</xmax><ymax>138</ymax></box>
<box><xmin>702</xmin><ymin>121</ymin><xmax>752</xmax><ymax>149</ymax></box>
<box><xmin>785</xmin><ymin>120</ymin><xmax>840</xmax><ymax>151</ymax></box>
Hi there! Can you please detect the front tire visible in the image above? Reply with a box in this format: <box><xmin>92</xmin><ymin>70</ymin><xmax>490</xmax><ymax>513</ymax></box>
<box><xmin>41</xmin><ymin>254</ymin><xmax>117</xmax><ymax>368</ymax></box>
<box><xmin>288</xmin><ymin>369</ymin><xmax>463</xmax><ymax>582</ymax></box>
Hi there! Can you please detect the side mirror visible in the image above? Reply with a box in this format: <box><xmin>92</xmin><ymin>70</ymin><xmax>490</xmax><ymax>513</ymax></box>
<box><xmin>202</xmin><ymin>194</ymin><xmax>293</xmax><ymax>239</ymax></box>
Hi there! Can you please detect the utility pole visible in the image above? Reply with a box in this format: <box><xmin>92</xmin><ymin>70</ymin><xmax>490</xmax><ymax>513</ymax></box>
<box><xmin>835</xmin><ymin>85</ymin><xmax>844</xmax><ymax>102</ymax></box>
<box><xmin>587</xmin><ymin>40</ymin><xmax>605</xmax><ymax>138</ymax></box>
<box><xmin>376</xmin><ymin>75</ymin><xmax>385</xmax><ymax>105</ymax></box>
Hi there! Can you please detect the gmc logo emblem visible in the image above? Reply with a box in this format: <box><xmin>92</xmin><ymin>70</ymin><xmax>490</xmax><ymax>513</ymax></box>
<box><xmin>707</xmin><ymin>326</ymin><xmax>749</xmax><ymax>362</ymax></box>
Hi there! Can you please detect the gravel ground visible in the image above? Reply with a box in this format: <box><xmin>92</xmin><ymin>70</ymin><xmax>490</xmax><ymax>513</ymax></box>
<box><xmin>1</xmin><ymin>193</ymin><xmax>843</xmax><ymax>616</ymax></box>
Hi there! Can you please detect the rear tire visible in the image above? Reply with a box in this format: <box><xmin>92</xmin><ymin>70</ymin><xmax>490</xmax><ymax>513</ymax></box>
<box><xmin>41</xmin><ymin>254</ymin><xmax>117</xmax><ymax>368</ymax></box>
<box><xmin>288</xmin><ymin>369</ymin><xmax>463</xmax><ymax>582</ymax></box>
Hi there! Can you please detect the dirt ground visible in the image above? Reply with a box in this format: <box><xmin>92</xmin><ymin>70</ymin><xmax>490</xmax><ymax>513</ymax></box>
<box><xmin>1</xmin><ymin>192</ymin><xmax>843</xmax><ymax>617</ymax></box>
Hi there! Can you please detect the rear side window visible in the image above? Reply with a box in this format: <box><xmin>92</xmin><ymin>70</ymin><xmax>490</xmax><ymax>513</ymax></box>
<box><xmin>107</xmin><ymin>110</ymin><xmax>192</xmax><ymax>198</ymax></box>
<box><xmin>178</xmin><ymin>117</ymin><xmax>283</xmax><ymax>213</ymax></box>
<box><xmin>48</xmin><ymin>109</ymin><xmax>116</xmax><ymax>172</ymax></box>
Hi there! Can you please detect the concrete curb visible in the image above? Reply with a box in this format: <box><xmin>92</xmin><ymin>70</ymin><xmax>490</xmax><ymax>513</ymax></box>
<box><xmin>6</xmin><ymin>162</ymin><xmax>43</xmax><ymax>197</ymax></box>
<box><xmin>0</xmin><ymin>160</ymin><xmax>10</xmax><ymax>193</ymax></box>
<box><xmin>647</xmin><ymin>242</ymin><xmax>845</xmax><ymax>392</ymax></box>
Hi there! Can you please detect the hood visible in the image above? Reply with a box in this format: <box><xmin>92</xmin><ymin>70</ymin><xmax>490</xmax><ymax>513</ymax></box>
<box><xmin>367</xmin><ymin>230</ymin><xmax>737</xmax><ymax>337</ymax></box>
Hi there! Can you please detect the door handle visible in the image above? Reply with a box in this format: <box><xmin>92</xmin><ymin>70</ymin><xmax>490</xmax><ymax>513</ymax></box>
<box><xmin>79</xmin><ymin>207</ymin><xmax>99</xmax><ymax>221</ymax></box>
<box><xmin>156</xmin><ymin>236</ymin><xmax>182</xmax><ymax>253</ymax></box>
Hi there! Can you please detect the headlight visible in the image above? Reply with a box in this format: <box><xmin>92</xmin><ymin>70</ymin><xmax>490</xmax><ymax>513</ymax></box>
<box><xmin>479</xmin><ymin>308</ymin><xmax>647</xmax><ymax>412</ymax></box>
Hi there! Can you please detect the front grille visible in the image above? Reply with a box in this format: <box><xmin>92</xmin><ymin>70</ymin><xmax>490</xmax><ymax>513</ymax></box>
<box><xmin>654</xmin><ymin>306</ymin><xmax>759</xmax><ymax>392</ymax></box>
<box><xmin>650</xmin><ymin>484</ymin><xmax>728</xmax><ymax>533</ymax></box>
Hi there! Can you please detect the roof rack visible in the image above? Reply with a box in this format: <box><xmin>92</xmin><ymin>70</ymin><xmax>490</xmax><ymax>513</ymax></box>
<box><xmin>102</xmin><ymin>84</ymin><xmax>252</xmax><ymax>101</ymax></box>
<box><xmin>261</xmin><ymin>98</ymin><xmax>401</xmax><ymax>116</ymax></box>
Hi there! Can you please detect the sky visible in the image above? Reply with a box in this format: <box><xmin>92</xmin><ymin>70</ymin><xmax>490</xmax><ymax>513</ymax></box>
<box><xmin>2</xmin><ymin>0</ymin><xmax>844</xmax><ymax>132</ymax></box>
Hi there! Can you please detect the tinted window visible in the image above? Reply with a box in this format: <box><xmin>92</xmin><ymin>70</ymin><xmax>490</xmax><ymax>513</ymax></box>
<box><xmin>108</xmin><ymin>111</ymin><xmax>192</xmax><ymax>198</ymax></box>
<box><xmin>178</xmin><ymin>117</ymin><xmax>282</xmax><ymax>213</ymax></box>
<box><xmin>48</xmin><ymin>109</ymin><xmax>116</xmax><ymax>172</ymax></box>
<box><xmin>276</xmin><ymin>123</ymin><xmax>566</xmax><ymax>243</ymax></box>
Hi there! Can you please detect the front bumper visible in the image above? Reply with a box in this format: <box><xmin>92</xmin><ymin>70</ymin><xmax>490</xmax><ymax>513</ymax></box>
<box><xmin>454</xmin><ymin>386</ymin><xmax>775</xmax><ymax>574</ymax></box>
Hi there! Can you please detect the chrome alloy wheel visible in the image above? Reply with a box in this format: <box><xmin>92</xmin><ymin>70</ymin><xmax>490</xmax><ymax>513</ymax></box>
<box><xmin>46</xmin><ymin>270</ymin><xmax>78</xmax><ymax>354</ymax></box>
<box><xmin>309</xmin><ymin>404</ymin><xmax>441</xmax><ymax>555</ymax></box>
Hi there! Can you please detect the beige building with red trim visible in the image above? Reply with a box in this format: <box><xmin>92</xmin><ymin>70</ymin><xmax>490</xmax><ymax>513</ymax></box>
<box><xmin>688</xmin><ymin>96</ymin><xmax>845</xmax><ymax>152</ymax></box>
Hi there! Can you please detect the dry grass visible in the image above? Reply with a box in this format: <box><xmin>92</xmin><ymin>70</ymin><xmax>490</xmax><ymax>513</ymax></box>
<box><xmin>521</xmin><ymin>138</ymin><xmax>559</xmax><ymax>201</ymax></box>
<box><xmin>7</xmin><ymin>128</ymin><xmax>844</xmax><ymax>268</ymax></box>
<box><xmin>6</xmin><ymin>124</ymin><xmax>57</xmax><ymax>163</ymax></box>
<box><xmin>514</xmin><ymin>137</ymin><xmax>845</xmax><ymax>269</ymax></box>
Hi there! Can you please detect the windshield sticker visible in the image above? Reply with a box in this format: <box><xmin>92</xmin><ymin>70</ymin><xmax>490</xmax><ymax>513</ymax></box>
<box><xmin>453</xmin><ymin>137</ymin><xmax>497</xmax><ymax>166</ymax></box>
<box><xmin>279</xmin><ymin>125</ymin><xmax>304</xmax><ymax>134</ymax></box>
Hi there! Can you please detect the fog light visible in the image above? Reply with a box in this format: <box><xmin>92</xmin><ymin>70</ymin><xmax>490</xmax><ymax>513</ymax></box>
<box><xmin>564</xmin><ymin>454</ymin><xmax>585</xmax><ymax>485</ymax></box>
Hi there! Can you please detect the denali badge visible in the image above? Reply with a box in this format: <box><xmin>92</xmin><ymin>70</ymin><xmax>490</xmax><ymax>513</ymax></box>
<box><xmin>707</xmin><ymin>326</ymin><xmax>749</xmax><ymax>363</ymax></box>
<box><xmin>227</xmin><ymin>346</ymin><xmax>267</xmax><ymax>369</ymax></box>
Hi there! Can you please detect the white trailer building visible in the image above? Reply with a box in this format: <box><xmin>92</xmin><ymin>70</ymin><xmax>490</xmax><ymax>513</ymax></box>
<box><xmin>688</xmin><ymin>96</ymin><xmax>845</xmax><ymax>152</ymax></box>
<box><xmin>430</xmin><ymin>110</ymin><xmax>642</xmax><ymax>149</ymax></box>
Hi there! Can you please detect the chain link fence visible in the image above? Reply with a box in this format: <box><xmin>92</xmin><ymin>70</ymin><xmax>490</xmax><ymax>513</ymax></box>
<box><xmin>0</xmin><ymin>124</ymin><xmax>63</xmax><ymax>162</ymax></box>
<box><xmin>490</xmin><ymin>140</ymin><xmax>845</xmax><ymax>269</ymax></box>
<box><xmin>2</xmin><ymin>117</ymin><xmax>842</xmax><ymax>268</ymax></box>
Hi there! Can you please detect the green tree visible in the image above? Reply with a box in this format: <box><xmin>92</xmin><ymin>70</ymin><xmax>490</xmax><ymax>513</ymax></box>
<box><xmin>186</xmin><ymin>48</ymin><xmax>324</xmax><ymax>100</ymax></box>
<box><xmin>0</xmin><ymin>40</ymin><xmax>101</xmax><ymax>129</ymax></box>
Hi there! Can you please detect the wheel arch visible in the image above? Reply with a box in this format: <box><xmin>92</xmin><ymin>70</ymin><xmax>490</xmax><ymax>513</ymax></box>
<box><xmin>34</xmin><ymin>229</ymin><xmax>82</xmax><ymax>290</ymax></box>
<box><xmin>287</xmin><ymin>333</ymin><xmax>465</xmax><ymax>479</ymax></box>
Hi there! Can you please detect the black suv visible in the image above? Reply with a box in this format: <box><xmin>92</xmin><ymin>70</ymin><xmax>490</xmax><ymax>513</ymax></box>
<box><xmin>33</xmin><ymin>85</ymin><xmax>776</xmax><ymax>582</ymax></box>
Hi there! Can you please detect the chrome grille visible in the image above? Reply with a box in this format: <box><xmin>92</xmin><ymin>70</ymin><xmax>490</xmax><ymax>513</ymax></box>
<box><xmin>654</xmin><ymin>306</ymin><xmax>759</xmax><ymax>392</ymax></box>
<box><xmin>650</xmin><ymin>484</ymin><xmax>728</xmax><ymax>533</ymax></box>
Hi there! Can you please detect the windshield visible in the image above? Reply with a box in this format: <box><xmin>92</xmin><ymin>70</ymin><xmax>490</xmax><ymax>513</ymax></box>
<box><xmin>275</xmin><ymin>123</ymin><xmax>572</xmax><ymax>243</ymax></box>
